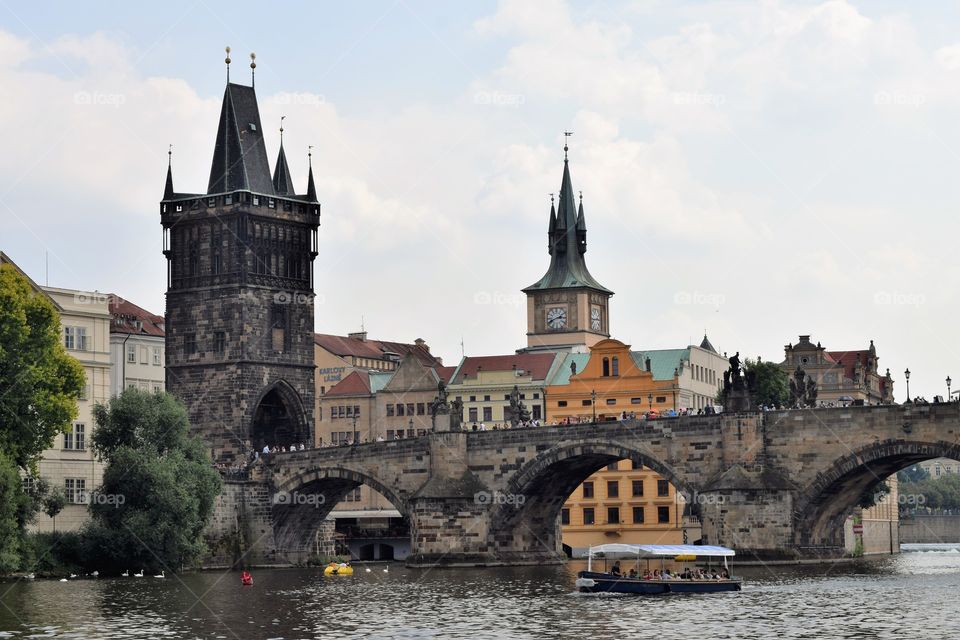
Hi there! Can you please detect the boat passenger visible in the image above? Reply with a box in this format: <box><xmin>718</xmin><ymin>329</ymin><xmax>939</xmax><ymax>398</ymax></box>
<box><xmin>628</xmin><ymin>568</ymin><xmax>637</xmax><ymax>578</ymax></box>
<box><xmin>721</xmin><ymin>569</ymin><xmax>730</xmax><ymax>579</ymax></box>
<box><xmin>610</xmin><ymin>561</ymin><xmax>621</xmax><ymax>576</ymax></box>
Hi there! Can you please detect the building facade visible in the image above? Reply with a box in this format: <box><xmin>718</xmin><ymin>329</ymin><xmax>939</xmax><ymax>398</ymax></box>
<box><xmin>781</xmin><ymin>335</ymin><xmax>894</xmax><ymax>405</ymax></box>
<box><xmin>108</xmin><ymin>296</ymin><xmax>165</xmax><ymax>397</ymax></box>
<box><xmin>161</xmin><ymin>70</ymin><xmax>320</xmax><ymax>463</ymax></box>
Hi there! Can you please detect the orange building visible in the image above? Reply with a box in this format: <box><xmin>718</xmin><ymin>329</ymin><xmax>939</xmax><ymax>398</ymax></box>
<box><xmin>546</xmin><ymin>339</ymin><xmax>686</xmax><ymax>555</ymax></box>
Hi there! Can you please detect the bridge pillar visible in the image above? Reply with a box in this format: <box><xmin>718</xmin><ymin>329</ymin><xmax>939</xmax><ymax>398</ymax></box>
<box><xmin>698</xmin><ymin>485</ymin><xmax>798</xmax><ymax>560</ymax></box>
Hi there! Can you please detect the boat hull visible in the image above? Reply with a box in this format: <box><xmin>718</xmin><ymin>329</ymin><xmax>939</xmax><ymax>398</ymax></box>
<box><xmin>575</xmin><ymin>571</ymin><xmax>741</xmax><ymax>595</ymax></box>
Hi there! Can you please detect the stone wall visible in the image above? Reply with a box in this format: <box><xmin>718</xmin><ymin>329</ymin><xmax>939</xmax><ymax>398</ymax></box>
<box><xmin>900</xmin><ymin>515</ymin><xmax>960</xmax><ymax>544</ymax></box>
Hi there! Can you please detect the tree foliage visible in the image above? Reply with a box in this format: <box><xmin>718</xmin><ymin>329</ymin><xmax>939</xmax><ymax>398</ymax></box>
<box><xmin>900</xmin><ymin>472</ymin><xmax>960</xmax><ymax>512</ymax></box>
<box><xmin>716</xmin><ymin>359</ymin><xmax>789</xmax><ymax>408</ymax></box>
<box><xmin>86</xmin><ymin>390</ymin><xmax>222</xmax><ymax>573</ymax></box>
<box><xmin>0</xmin><ymin>263</ymin><xmax>85</xmax><ymax>471</ymax></box>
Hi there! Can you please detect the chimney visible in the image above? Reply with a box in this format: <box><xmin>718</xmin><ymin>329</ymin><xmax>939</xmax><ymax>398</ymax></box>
<box><xmin>348</xmin><ymin>330</ymin><xmax>367</xmax><ymax>341</ymax></box>
<box><xmin>415</xmin><ymin>338</ymin><xmax>429</xmax><ymax>352</ymax></box>
<box><xmin>645</xmin><ymin>357</ymin><xmax>651</xmax><ymax>372</ymax></box>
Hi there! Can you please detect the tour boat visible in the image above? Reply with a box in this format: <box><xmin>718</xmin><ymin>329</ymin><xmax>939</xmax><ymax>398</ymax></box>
<box><xmin>575</xmin><ymin>544</ymin><xmax>742</xmax><ymax>595</ymax></box>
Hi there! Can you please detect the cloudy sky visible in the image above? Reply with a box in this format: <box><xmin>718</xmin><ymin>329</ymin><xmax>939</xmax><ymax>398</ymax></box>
<box><xmin>2</xmin><ymin>0</ymin><xmax>959</xmax><ymax>399</ymax></box>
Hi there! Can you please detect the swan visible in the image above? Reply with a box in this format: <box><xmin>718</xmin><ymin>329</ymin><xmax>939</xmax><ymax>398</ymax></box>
<box><xmin>365</xmin><ymin>567</ymin><xmax>371</xmax><ymax>573</ymax></box>
<box><xmin>90</xmin><ymin>571</ymin><xmax>99</xmax><ymax>578</ymax></box>
<box><xmin>59</xmin><ymin>578</ymin><xmax>68</xmax><ymax>582</ymax></box>
<box><xmin>154</xmin><ymin>571</ymin><xmax>165</xmax><ymax>579</ymax></box>
<box><xmin>134</xmin><ymin>570</ymin><xmax>144</xmax><ymax>578</ymax></box>
<box><xmin>69</xmin><ymin>574</ymin><xmax>78</xmax><ymax>578</ymax></box>
<box><xmin>121</xmin><ymin>570</ymin><xmax>129</xmax><ymax>577</ymax></box>
<box><xmin>25</xmin><ymin>573</ymin><xmax>34</xmax><ymax>580</ymax></box>
<box><xmin>383</xmin><ymin>567</ymin><xmax>389</xmax><ymax>573</ymax></box>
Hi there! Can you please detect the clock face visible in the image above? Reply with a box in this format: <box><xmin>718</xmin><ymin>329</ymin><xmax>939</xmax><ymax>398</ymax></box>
<box><xmin>546</xmin><ymin>307</ymin><xmax>567</xmax><ymax>330</ymax></box>
<box><xmin>591</xmin><ymin>307</ymin><xmax>602</xmax><ymax>331</ymax></box>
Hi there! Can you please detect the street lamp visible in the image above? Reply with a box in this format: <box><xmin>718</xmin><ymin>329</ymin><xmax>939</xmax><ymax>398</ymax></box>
<box><xmin>590</xmin><ymin>389</ymin><xmax>597</xmax><ymax>423</ymax></box>
<box><xmin>904</xmin><ymin>368</ymin><xmax>911</xmax><ymax>403</ymax></box>
<box><xmin>648</xmin><ymin>393</ymin><xmax>653</xmax><ymax>412</ymax></box>
<box><xmin>947</xmin><ymin>376</ymin><xmax>952</xmax><ymax>402</ymax></box>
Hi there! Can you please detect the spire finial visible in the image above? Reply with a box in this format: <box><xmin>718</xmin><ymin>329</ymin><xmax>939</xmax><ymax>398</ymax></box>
<box><xmin>168</xmin><ymin>143</ymin><xmax>172</xmax><ymax>167</ymax></box>
<box><xmin>225</xmin><ymin>46</ymin><xmax>231</xmax><ymax>82</ymax></box>
<box><xmin>280</xmin><ymin>115</ymin><xmax>285</xmax><ymax>145</ymax></box>
<box><xmin>579</xmin><ymin>190</ymin><xmax>582</xmax><ymax>204</ymax></box>
<box><xmin>549</xmin><ymin>193</ymin><xmax>554</xmax><ymax>205</ymax></box>
<box><xmin>250</xmin><ymin>52</ymin><xmax>256</xmax><ymax>87</ymax></box>
<box><xmin>308</xmin><ymin>145</ymin><xmax>313</xmax><ymax>166</ymax></box>
<box><xmin>563</xmin><ymin>130</ymin><xmax>573</xmax><ymax>160</ymax></box>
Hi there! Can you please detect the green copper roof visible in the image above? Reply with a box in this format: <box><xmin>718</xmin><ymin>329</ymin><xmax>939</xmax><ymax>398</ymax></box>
<box><xmin>547</xmin><ymin>352</ymin><xmax>592</xmax><ymax>385</ymax></box>
<box><xmin>523</xmin><ymin>153</ymin><xmax>612</xmax><ymax>295</ymax></box>
<box><xmin>630</xmin><ymin>349</ymin><xmax>690</xmax><ymax>381</ymax></box>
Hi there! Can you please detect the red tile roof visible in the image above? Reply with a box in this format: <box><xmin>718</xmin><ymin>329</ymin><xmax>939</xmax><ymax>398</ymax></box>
<box><xmin>436</xmin><ymin>366</ymin><xmax>457</xmax><ymax>384</ymax></box>
<box><xmin>314</xmin><ymin>333</ymin><xmax>442</xmax><ymax>367</ymax></box>
<box><xmin>826</xmin><ymin>349</ymin><xmax>872</xmax><ymax>383</ymax></box>
<box><xmin>451</xmin><ymin>353</ymin><xmax>558</xmax><ymax>384</ymax></box>
<box><xmin>324</xmin><ymin>371</ymin><xmax>371</xmax><ymax>397</ymax></box>
<box><xmin>109</xmin><ymin>295</ymin><xmax>165</xmax><ymax>337</ymax></box>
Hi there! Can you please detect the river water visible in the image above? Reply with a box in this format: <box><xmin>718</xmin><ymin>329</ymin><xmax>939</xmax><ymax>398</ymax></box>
<box><xmin>2</xmin><ymin>545</ymin><xmax>959</xmax><ymax>639</ymax></box>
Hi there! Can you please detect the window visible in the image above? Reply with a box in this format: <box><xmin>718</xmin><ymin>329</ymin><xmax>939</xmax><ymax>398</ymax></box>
<box><xmin>386</xmin><ymin>404</ymin><xmax>395</xmax><ymax>417</ymax></box>
<box><xmin>214</xmin><ymin>332</ymin><xmax>226</xmax><ymax>354</ymax></box>
<box><xmin>533</xmin><ymin>393</ymin><xmax>540</xmax><ymax>399</ymax></box>
<box><xmin>602</xmin><ymin>357</ymin><xmax>610</xmax><ymax>377</ymax></box>
<box><xmin>632</xmin><ymin>506</ymin><xmax>645</xmax><ymax>523</ymax></box>
<box><xmin>484</xmin><ymin>395</ymin><xmax>491</xmax><ymax>401</ymax></box>
<box><xmin>606</xmin><ymin>462</ymin><xmax>618</xmax><ymax>471</ymax></box>
<box><xmin>79</xmin><ymin>384</ymin><xmax>88</xmax><ymax>401</ymax></box>
<box><xmin>583</xmin><ymin>508</ymin><xmax>595</xmax><ymax>525</ymax></box>
<box><xmin>561</xmin><ymin>508</ymin><xmax>570</xmax><ymax>525</ymax></box>
<box><xmin>318</xmin><ymin>407</ymin><xmax>323</xmax><ymax>421</ymax></box>
<box><xmin>153</xmin><ymin>347</ymin><xmax>161</xmax><ymax>366</ymax></box>
<box><xmin>605</xmin><ymin>398</ymin><xmax>616</xmax><ymax>406</ymax></box>
<box><xmin>64</xmin><ymin>422</ymin><xmax>85</xmax><ymax>450</ymax></box>
<box><xmin>65</xmin><ymin>478</ymin><xmax>86</xmax><ymax>504</ymax></box>
<box><xmin>607</xmin><ymin>507</ymin><xmax>620</xmax><ymax>524</ymax></box>
<box><xmin>631</xmin><ymin>398</ymin><xmax>642</xmax><ymax>405</ymax></box>
<box><xmin>532</xmin><ymin>405</ymin><xmax>541</xmax><ymax>420</ymax></box>
<box><xmin>417</xmin><ymin>403</ymin><xmax>425</xmax><ymax>415</ymax></box>
<box><xmin>482</xmin><ymin>406</ymin><xmax>492</xmax><ymax>421</ymax></box>
<box><xmin>557</xmin><ymin>400</ymin><xmax>568</xmax><ymax>407</ymax></box>
<box><xmin>657</xmin><ymin>479</ymin><xmax>669</xmax><ymax>497</ymax></box>
<box><xmin>397</xmin><ymin>404</ymin><xmax>405</xmax><ymax>417</ymax></box>
<box><xmin>656</xmin><ymin>396</ymin><xmax>666</xmax><ymax>404</ymax></box>
<box><xmin>581</xmin><ymin>399</ymin><xmax>592</xmax><ymax>406</ymax></box>
<box><xmin>469</xmin><ymin>396</ymin><xmax>476</xmax><ymax>402</ymax></box>
<box><xmin>127</xmin><ymin>344</ymin><xmax>136</xmax><ymax>363</ymax></box>
<box><xmin>582</xmin><ymin>481</ymin><xmax>594</xmax><ymax>498</ymax></box>
<box><xmin>658</xmin><ymin>506</ymin><xmax>670</xmax><ymax>523</ymax></box>
<box><xmin>140</xmin><ymin>346</ymin><xmax>148</xmax><ymax>364</ymax></box>
<box><xmin>468</xmin><ymin>407</ymin><xmax>478</xmax><ymax>422</ymax></box>
<box><xmin>406</xmin><ymin>403</ymin><xmax>415</xmax><ymax>416</ymax></box>
<box><xmin>607</xmin><ymin>480</ymin><xmax>619</xmax><ymax>498</ymax></box>
<box><xmin>631</xmin><ymin>460</ymin><xmax>642</xmax><ymax>470</ymax></box>
<box><xmin>64</xmin><ymin>326</ymin><xmax>88</xmax><ymax>351</ymax></box>
<box><xmin>632</xmin><ymin>480</ymin><xmax>644</xmax><ymax>496</ymax></box>
<box><xmin>612</xmin><ymin>357</ymin><xmax>619</xmax><ymax>376</ymax></box>
<box><xmin>184</xmin><ymin>334</ymin><xmax>196</xmax><ymax>355</ymax></box>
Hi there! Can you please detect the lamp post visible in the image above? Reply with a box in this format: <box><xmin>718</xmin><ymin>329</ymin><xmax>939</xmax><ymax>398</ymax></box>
<box><xmin>947</xmin><ymin>376</ymin><xmax>952</xmax><ymax>402</ymax></box>
<box><xmin>351</xmin><ymin>414</ymin><xmax>358</xmax><ymax>446</ymax></box>
<box><xmin>409</xmin><ymin>418</ymin><xmax>414</xmax><ymax>437</ymax></box>
<box><xmin>904</xmin><ymin>368</ymin><xmax>911</xmax><ymax>403</ymax></box>
<box><xmin>591</xmin><ymin>389</ymin><xmax>597</xmax><ymax>424</ymax></box>
<box><xmin>648</xmin><ymin>393</ymin><xmax>653</xmax><ymax>412</ymax></box>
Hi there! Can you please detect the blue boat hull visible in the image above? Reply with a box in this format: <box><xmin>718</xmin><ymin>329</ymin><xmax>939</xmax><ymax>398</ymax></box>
<box><xmin>576</xmin><ymin>571</ymin><xmax>741</xmax><ymax>595</ymax></box>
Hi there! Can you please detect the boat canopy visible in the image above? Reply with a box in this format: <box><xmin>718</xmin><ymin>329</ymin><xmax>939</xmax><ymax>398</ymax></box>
<box><xmin>587</xmin><ymin>544</ymin><xmax>736</xmax><ymax>558</ymax></box>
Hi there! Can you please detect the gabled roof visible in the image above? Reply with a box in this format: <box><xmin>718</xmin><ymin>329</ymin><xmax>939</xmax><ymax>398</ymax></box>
<box><xmin>314</xmin><ymin>333</ymin><xmax>442</xmax><ymax>368</ymax></box>
<box><xmin>699</xmin><ymin>334</ymin><xmax>717</xmax><ymax>353</ymax></box>
<box><xmin>108</xmin><ymin>295</ymin><xmax>165</xmax><ymax>337</ymax></box>
<box><xmin>325</xmin><ymin>371</ymin><xmax>372</xmax><ymax>397</ymax></box>
<box><xmin>825</xmin><ymin>349</ymin><xmax>875</xmax><ymax>383</ymax></box>
<box><xmin>436</xmin><ymin>366</ymin><xmax>457</xmax><ymax>384</ymax></box>
<box><xmin>207</xmin><ymin>82</ymin><xmax>275</xmax><ymax>195</ymax></box>
<box><xmin>450</xmin><ymin>352</ymin><xmax>560</xmax><ymax>384</ymax></box>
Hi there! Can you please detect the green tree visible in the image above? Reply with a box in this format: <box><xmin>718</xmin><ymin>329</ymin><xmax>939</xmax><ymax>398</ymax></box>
<box><xmin>716</xmin><ymin>359</ymin><xmax>789</xmax><ymax>408</ymax></box>
<box><xmin>0</xmin><ymin>263</ymin><xmax>86</xmax><ymax>471</ymax></box>
<box><xmin>86</xmin><ymin>390</ymin><xmax>222</xmax><ymax>573</ymax></box>
<box><xmin>42</xmin><ymin>488</ymin><xmax>66</xmax><ymax>533</ymax></box>
<box><xmin>0</xmin><ymin>454</ymin><xmax>32</xmax><ymax>571</ymax></box>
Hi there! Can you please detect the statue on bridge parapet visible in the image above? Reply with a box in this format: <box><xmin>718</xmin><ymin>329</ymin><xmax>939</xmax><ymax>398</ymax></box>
<box><xmin>789</xmin><ymin>366</ymin><xmax>818</xmax><ymax>408</ymax></box>
<box><xmin>506</xmin><ymin>385</ymin><xmax>531</xmax><ymax>427</ymax></box>
<box><xmin>431</xmin><ymin>379</ymin><xmax>462</xmax><ymax>432</ymax></box>
<box><xmin>722</xmin><ymin>351</ymin><xmax>755</xmax><ymax>412</ymax></box>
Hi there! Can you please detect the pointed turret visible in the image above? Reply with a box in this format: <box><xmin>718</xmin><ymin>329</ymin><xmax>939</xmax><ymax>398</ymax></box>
<box><xmin>305</xmin><ymin>149</ymin><xmax>317</xmax><ymax>202</ymax></box>
<box><xmin>699</xmin><ymin>334</ymin><xmax>717</xmax><ymax>353</ymax></box>
<box><xmin>163</xmin><ymin>148</ymin><xmax>175</xmax><ymax>200</ymax></box>
<box><xmin>207</xmin><ymin>82</ymin><xmax>275</xmax><ymax>194</ymax></box>
<box><xmin>273</xmin><ymin>141</ymin><xmax>295</xmax><ymax>195</ymax></box>
<box><xmin>524</xmin><ymin>144</ymin><xmax>611</xmax><ymax>294</ymax></box>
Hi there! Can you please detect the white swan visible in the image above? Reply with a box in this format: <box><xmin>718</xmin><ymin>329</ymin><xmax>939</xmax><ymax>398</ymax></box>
<box><xmin>25</xmin><ymin>573</ymin><xmax>34</xmax><ymax>580</ymax></box>
<box><xmin>69</xmin><ymin>574</ymin><xmax>78</xmax><ymax>578</ymax></box>
<box><xmin>134</xmin><ymin>570</ymin><xmax>144</xmax><ymax>578</ymax></box>
<box><xmin>59</xmin><ymin>578</ymin><xmax>67</xmax><ymax>582</ymax></box>
<box><xmin>365</xmin><ymin>567</ymin><xmax>371</xmax><ymax>573</ymax></box>
<box><xmin>121</xmin><ymin>570</ymin><xmax>129</xmax><ymax>577</ymax></box>
<box><xmin>154</xmin><ymin>571</ymin><xmax>165</xmax><ymax>579</ymax></box>
<box><xmin>90</xmin><ymin>571</ymin><xmax>99</xmax><ymax>577</ymax></box>
<box><xmin>383</xmin><ymin>567</ymin><xmax>389</xmax><ymax>573</ymax></box>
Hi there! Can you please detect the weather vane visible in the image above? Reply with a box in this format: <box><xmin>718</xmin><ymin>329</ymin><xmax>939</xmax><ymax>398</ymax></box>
<box><xmin>563</xmin><ymin>130</ymin><xmax>573</xmax><ymax>159</ymax></box>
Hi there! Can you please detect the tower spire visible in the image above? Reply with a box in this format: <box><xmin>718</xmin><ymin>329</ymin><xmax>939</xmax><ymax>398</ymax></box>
<box><xmin>306</xmin><ymin>145</ymin><xmax>317</xmax><ymax>202</ymax></box>
<box><xmin>225</xmin><ymin>46</ymin><xmax>231</xmax><ymax>82</ymax></box>
<box><xmin>272</xmin><ymin>116</ymin><xmax>294</xmax><ymax>195</ymax></box>
<box><xmin>163</xmin><ymin>144</ymin><xmax>175</xmax><ymax>199</ymax></box>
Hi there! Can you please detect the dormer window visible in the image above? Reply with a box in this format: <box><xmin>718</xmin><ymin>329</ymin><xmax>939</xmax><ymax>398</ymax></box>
<box><xmin>248</xmin><ymin>123</ymin><xmax>257</xmax><ymax>131</ymax></box>
<box><xmin>252</xmin><ymin>195</ymin><xmax>260</xmax><ymax>206</ymax></box>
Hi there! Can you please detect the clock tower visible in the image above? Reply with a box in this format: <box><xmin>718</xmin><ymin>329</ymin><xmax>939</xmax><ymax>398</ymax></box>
<box><xmin>522</xmin><ymin>144</ymin><xmax>613</xmax><ymax>351</ymax></box>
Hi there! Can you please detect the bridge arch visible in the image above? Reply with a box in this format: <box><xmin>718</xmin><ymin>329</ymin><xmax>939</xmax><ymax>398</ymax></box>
<box><xmin>271</xmin><ymin>466</ymin><xmax>409</xmax><ymax>558</ymax></box>
<box><xmin>250</xmin><ymin>379</ymin><xmax>309</xmax><ymax>451</ymax></box>
<box><xmin>490</xmin><ymin>439</ymin><xmax>693</xmax><ymax>563</ymax></box>
<box><xmin>795</xmin><ymin>439</ymin><xmax>960</xmax><ymax>547</ymax></box>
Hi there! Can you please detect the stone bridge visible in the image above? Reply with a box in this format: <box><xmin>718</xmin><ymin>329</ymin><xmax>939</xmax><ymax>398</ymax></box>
<box><xmin>214</xmin><ymin>403</ymin><xmax>960</xmax><ymax>567</ymax></box>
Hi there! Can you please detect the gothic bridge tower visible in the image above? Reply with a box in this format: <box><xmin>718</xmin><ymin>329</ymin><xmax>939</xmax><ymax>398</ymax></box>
<box><xmin>160</xmin><ymin>53</ymin><xmax>320</xmax><ymax>462</ymax></box>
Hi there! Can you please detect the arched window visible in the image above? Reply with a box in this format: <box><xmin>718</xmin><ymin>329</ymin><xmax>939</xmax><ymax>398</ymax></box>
<box><xmin>602</xmin><ymin>357</ymin><xmax>610</xmax><ymax>377</ymax></box>
<box><xmin>612</xmin><ymin>356</ymin><xmax>620</xmax><ymax>377</ymax></box>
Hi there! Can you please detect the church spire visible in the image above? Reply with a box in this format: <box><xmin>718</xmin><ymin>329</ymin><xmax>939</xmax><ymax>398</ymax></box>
<box><xmin>163</xmin><ymin>145</ymin><xmax>175</xmax><ymax>200</ymax></box>
<box><xmin>272</xmin><ymin>117</ymin><xmax>295</xmax><ymax>195</ymax></box>
<box><xmin>306</xmin><ymin>146</ymin><xmax>317</xmax><ymax>202</ymax></box>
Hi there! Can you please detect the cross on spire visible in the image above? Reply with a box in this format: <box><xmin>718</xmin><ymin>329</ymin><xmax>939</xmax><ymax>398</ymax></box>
<box><xmin>563</xmin><ymin>130</ymin><xmax>573</xmax><ymax>160</ymax></box>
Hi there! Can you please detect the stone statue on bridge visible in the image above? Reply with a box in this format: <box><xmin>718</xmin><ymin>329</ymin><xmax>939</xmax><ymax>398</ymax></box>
<box><xmin>722</xmin><ymin>351</ymin><xmax>754</xmax><ymax>412</ymax></box>
<box><xmin>507</xmin><ymin>385</ymin><xmax>531</xmax><ymax>427</ymax></box>
<box><xmin>789</xmin><ymin>366</ymin><xmax>818</xmax><ymax>408</ymax></box>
